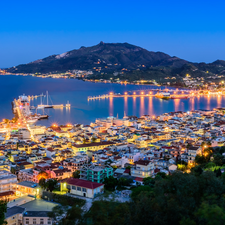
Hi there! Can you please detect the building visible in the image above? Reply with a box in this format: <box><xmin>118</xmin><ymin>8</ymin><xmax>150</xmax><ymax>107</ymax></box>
<box><xmin>18</xmin><ymin>169</ymin><xmax>34</xmax><ymax>182</ymax></box>
<box><xmin>0</xmin><ymin>170</ymin><xmax>17</xmax><ymax>198</ymax></box>
<box><xmin>5</xmin><ymin>206</ymin><xmax>25</xmax><ymax>225</ymax></box>
<box><xmin>61</xmin><ymin>177</ymin><xmax>104</xmax><ymax>198</ymax></box>
<box><xmin>72</xmin><ymin>141</ymin><xmax>114</xmax><ymax>153</ymax></box>
<box><xmin>131</xmin><ymin>160</ymin><xmax>155</xmax><ymax>178</ymax></box>
<box><xmin>20</xmin><ymin>199</ymin><xmax>58</xmax><ymax>225</ymax></box>
<box><xmin>80</xmin><ymin>164</ymin><xmax>113</xmax><ymax>183</ymax></box>
<box><xmin>16</xmin><ymin>181</ymin><xmax>40</xmax><ymax>197</ymax></box>
<box><xmin>188</xmin><ymin>146</ymin><xmax>201</xmax><ymax>163</ymax></box>
<box><xmin>23</xmin><ymin>211</ymin><xmax>52</xmax><ymax>225</ymax></box>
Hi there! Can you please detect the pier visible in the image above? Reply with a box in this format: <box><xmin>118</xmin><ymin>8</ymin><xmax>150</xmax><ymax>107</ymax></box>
<box><xmin>87</xmin><ymin>89</ymin><xmax>225</xmax><ymax>101</ymax></box>
<box><xmin>87</xmin><ymin>89</ymin><xmax>194</xmax><ymax>100</ymax></box>
<box><xmin>27</xmin><ymin>94</ymin><xmax>45</xmax><ymax>100</ymax></box>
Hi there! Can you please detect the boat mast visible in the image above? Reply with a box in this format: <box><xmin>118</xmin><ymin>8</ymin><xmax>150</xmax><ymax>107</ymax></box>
<box><xmin>47</xmin><ymin>91</ymin><xmax>48</xmax><ymax>106</ymax></box>
<box><xmin>41</xmin><ymin>93</ymin><xmax>43</xmax><ymax>105</ymax></box>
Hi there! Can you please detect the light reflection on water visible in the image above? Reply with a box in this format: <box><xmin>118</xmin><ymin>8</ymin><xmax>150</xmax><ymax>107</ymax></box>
<box><xmin>109</xmin><ymin>95</ymin><xmax>225</xmax><ymax>118</ymax></box>
<box><xmin>1</xmin><ymin>75</ymin><xmax>225</xmax><ymax>126</ymax></box>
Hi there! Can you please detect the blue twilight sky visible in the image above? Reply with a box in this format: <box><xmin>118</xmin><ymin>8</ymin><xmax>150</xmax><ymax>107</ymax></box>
<box><xmin>0</xmin><ymin>0</ymin><xmax>225</xmax><ymax>68</ymax></box>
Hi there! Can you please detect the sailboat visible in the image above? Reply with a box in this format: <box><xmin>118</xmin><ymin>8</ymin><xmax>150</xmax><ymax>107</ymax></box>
<box><xmin>44</xmin><ymin>91</ymin><xmax>53</xmax><ymax>108</ymax></box>
<box><xmin>35</xmin><ymin>108</ymin><xmax>49</xmax><ymax>120</ymax></box>
<box><xmin>37</xmin><ymin>91</ymin><xmax>53</xmax><ymax>109</ymax></box>
<box><xmin>37</xmin><ymin>93</ymin><xmax>45</xmax><ymax>109</ymax></box>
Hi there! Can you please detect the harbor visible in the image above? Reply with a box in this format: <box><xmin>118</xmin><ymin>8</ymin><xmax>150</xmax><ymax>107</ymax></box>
<box><xmin>1</xmin><ymin>76</ymin><xmax>225</xmax><ymax>127</ymax></box>
<box><xmin>12</xmin><ymin>92</ymin><xmax>71</xmax><ymax>125</ymax></box>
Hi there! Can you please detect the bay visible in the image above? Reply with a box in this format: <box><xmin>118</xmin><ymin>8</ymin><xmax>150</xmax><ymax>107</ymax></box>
<box><xmin>0</xmin><ymin>75</ymin><xmax>224</xmax><ymax>126</ymax></box>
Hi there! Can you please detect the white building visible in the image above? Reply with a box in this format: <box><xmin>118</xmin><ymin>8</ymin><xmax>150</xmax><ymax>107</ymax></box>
<box><xmin>0</xmin><ymin>170</ymin><xmax>17</xmax><ymax>193</ymax></box>
<box><xmin>61</xmin><ymin>178</ymin><xmax>104</xmax><ymax>198</ymax></box>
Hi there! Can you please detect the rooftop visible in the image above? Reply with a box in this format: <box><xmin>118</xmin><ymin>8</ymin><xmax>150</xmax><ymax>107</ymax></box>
<box><xmin>5</xmin><ymin>206</ymin><xmax>25</xmax><ymax>218</ymax></box>
<box><xmin>62</xmin><ymin>178</ymin><xmax>104</xmax><ymax>189</ymax></box>
<box><xmin>23</xmin><ymin>211</ymin><xmax>50</xmax><ymax>217</ymax></box>
<box><xmin>20</xmin><ymin>199</ymin><xmax>58</xmax><ymax>211</ymax></box>
<box><xmin>17</xmin><ymin>181</ymin><xmax>39</xmax><ymax>188</ymax></box>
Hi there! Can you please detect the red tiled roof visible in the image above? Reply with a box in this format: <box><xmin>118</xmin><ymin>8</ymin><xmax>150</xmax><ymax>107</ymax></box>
<box><xmin>124</xmin><ymin>169</ymin><xmax>130</xmax><ymax>174</ymax></box>
<box><xmin>135</xmin><ymin>177</ymin><xmax>143</xmax><ymax>182</ymax></box>
<box><xmin>62</xmin><ymin>178</ymin><xmax>104</xmax><ymax>189</ymax></box>
<box><xmin>135</xmin><ymin>159</ymin><xmax>150</xmax><ymax>166</ymax></box>
<box><xmin>0</xmin><ymin>191</ymin><xmax>14</xmax><ymax>197</ymax></box>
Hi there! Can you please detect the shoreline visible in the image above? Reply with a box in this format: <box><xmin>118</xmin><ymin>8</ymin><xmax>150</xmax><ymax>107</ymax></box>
<box><xmin>0</xmin><ymin>73</ymin><xmax>188</xmax><ymax>88</ymax></box>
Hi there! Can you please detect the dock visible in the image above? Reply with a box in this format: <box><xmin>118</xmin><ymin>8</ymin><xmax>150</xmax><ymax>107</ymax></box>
<box><xmin>87</xmin><ymin>89</ymin><xmax>194</xmax><ymax>100</ymax></box>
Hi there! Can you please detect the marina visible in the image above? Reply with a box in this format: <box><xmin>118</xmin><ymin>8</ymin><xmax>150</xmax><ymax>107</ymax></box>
<box><xmin>12</xmin><ymin>91</ymin><xmax>71</xmax><ymax>126</ymax></box>
<box><xmin>36</xmin><ymin>91</ymin><xmax>71</xmax><ymax>109</ymax></box>
<box><xmin>1</xmin><ymin>76</ymin><xmax>225</xmax><ymax>127</ymax></box>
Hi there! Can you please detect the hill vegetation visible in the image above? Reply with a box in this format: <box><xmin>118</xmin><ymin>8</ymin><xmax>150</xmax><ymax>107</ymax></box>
<box><xmin>5</xmin><ymin>42</ymin><xmax>225</xmax><ymax>82</ymax></box>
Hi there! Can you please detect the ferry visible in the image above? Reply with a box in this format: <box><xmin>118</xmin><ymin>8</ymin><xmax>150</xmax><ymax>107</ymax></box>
<box><xmin>155</xmin><ymin>92</ymin><xmax>171</xmax><ymax>100</ymax></box>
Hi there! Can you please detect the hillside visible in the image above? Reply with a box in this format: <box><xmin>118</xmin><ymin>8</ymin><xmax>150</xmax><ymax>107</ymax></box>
<box><xmin>6</xmin><ymin>42</ymin><xmax>188</xmax><ymax>74</ymax></box>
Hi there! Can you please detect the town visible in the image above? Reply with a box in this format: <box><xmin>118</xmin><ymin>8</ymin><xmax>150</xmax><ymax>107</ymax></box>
<box><xmin>2</xmin><ymin>68</ymin><xmax>225</xmax><ymax>90</ymax></box>
<box><xmin>1</xmin><ymin>102</ymin><xmax>225</xmax><ymax>224</ymax></box>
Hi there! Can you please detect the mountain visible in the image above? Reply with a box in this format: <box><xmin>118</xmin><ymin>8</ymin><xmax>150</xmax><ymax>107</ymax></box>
<box><xmin>6</xmin><ymin>42</ymin><xmax>188</xmax><ymax>74</ymax></box>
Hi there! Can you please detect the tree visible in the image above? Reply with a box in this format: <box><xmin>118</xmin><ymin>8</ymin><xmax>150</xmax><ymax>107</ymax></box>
<box><xmin>155</xmin><ymin>172</ymin><xmax>167</xmax><ymax>179</ymax></box>
<box><xmin>59</xmin><ymin>205</ymin><xmax>82</xmax><ymax>225</ymax></box>
<box><xmin>180</xmin><ymin>217</ymin><xmax>196</xmax><ymax>225</ymax></box>
<box><xmin>0</xmin><ymin>201</ymin><xmax>7</xmax><ymax>225</ymax></box>
<box><xmin>48</xmin><ymin>205</ymin><xmax>66</xmax><ymax>220</ymax></box>
<box><xmin>39</xmin><ymin>178</ymin><xmax>46</xmax><ymax>189</ymax></box>
<box><xmin>103</xmin><ymin>176</ymin><xmax>118</xmax><ymax>191</ymax></box>
<box><xmin>117</xmin><ymin>177</ymin><xmax>133</xmax><ymax>188</ymax></box>
<box><xmin>83</xmin><ymin>200</ymin><xmax>130</xmax><ymax>225</ymax></box>
<box><xmin>195</xmin><ymin>203</ymin><xmax>225</xmax><ymax>225</ymax></box>
<box><xmin>215</xmin><ymin>168</ymin><xmax>222</xmax><ymax>177</ymax></box>
<box><xmin>45</xmin><ymin>179</ymin><xmax>58</xmax><ymax>192</ymax></box>
<box><xmin>104</xmin><ymin>159</ymin><xmax>113</xmax><ymax>166</ymax></box>
<box><xmin>213</xmin><ymin>153</ymin><xmax>225</xmax><ymax>166</ymax></box>
<box><xmin>191</xmin><ymin>165</ymin><xmax>203</xmax><ymax>176</ymax></box>
<box><xmin>72</xmin><ymin>170</ymin><xmax>80</xmax><ymax>178</ymax></box>
<box><xmin>195</xmin><ymin>155</ymin><xmax>207</xmax><ymax>165</ymax></box>
<box><xmin>143</xmin><ymin>177</ymin><xmax>155</xmax><ymax>187</ymax></box>
<box><xmin>131</xmin><ymin>186</ymin><xmax>153</xmax><ymax>199</ymax></box>
<box><xmin>10</xmin><ymin>167</ymin><xmax>16</xmax><ymax>174</ymax></box>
